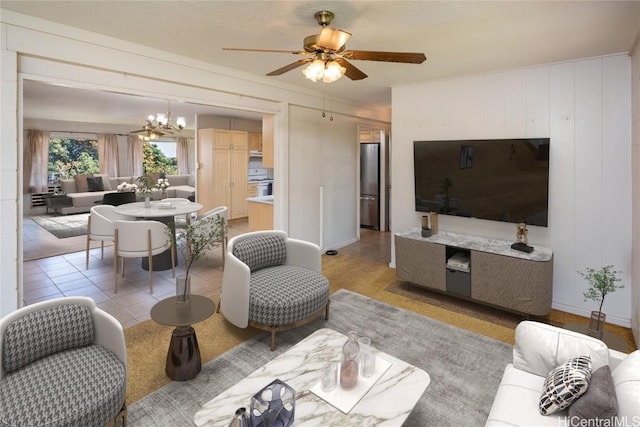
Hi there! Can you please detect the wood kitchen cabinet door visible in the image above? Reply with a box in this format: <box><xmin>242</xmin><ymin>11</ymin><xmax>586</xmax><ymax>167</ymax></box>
<box><xmin>230</xmin><ymin>149</ymin><xmax>248</xmax><ymax>218</ymax></box>
<box><xmin>213</xmin><ymin>129</ymin><xmax>231</xmax><ymax>149</ymax></box>
<box><xmin>230</xmin><ymin>130</ymin><xmax>248</xmax><ymax>150</ymax></box>
<box><xmin>248</xmin><ymin>132</ymin><xmax>262</xmax><ymax>151</ymax></box>
<box><xmin>197</xmin><ymin>128</ymin><xmax>215</xmax><ymax>215</ymax></box>
<box><xmin>262</xmin><ymin>115</ymin><xmax>274</xmax><ymax>168</ymax></box>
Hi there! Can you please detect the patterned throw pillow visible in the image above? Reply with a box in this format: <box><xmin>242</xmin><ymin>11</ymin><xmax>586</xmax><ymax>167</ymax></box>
<box><xmin>539</xmin><ymin>355</ymin><xmax>592</xmax><ymax>415</ymax></box>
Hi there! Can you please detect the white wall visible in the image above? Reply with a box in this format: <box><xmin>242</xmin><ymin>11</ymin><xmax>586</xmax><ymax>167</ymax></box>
<box><xmin>631</xmin><ymin>40</ymin><xmax>640</xmax><ymax>343</ymax></box>
<box><xmin>288</xmin><ymin>105</ymin><xmax>389</xmax><ymax>250</ymax></box>
<box><xmin>0</xmin><ymin>11</ymin><xmax>390</xmax><ymax>316</ymax></box>
<box><xmin>392</xmin><ymin>54</ymin><xmax>633</xmax><ymax>327</ymax></box>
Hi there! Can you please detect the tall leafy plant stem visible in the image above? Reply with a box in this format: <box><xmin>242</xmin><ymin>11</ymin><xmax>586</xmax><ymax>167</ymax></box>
<box><xmin>167</xmin><ymin>215</ymin><xmax>226</xmax><ymax>299</ymax></box>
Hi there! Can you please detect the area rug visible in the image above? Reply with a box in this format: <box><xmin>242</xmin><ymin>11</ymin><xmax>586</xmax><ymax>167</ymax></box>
<box><xmin>128</xmin><ymin>289</ymin><xmax>513</xmax><ymax>426</ymax></box>
<box><xmin>30</xmin><ymin>213</ymin><xmax>88</xmax><ymax>238</ymax></box>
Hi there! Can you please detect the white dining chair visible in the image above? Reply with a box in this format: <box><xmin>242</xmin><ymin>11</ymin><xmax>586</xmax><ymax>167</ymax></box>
<box><xmin>85</xmin><ymin>205</ymin><xmax>134</xmax><ymax>269</ymax></box>
<box><xmin>163</xmin><ymin>197</ymin><xmax>193</xmax><ymax>226</ymax></box>
<box><xmin>197</xmin><ymin>206</ymin><xmax>228</xmax><ymax>265</ymax></box>
<box><xmin>113</xmin><ymin>220</ymin><xmax>175</xmax><ymax>294</ymax></box>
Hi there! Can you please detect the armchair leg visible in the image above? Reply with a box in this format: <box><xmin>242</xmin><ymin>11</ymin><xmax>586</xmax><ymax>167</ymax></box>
<box><xmin>270</xmin><ymin>327</ymin><xmax>276</xmax><ymax>352</ymax></box>
<box><xmin>325</xmin><ymin>300</ymin><xmax>331</xmax><ymax>321</ymax></box>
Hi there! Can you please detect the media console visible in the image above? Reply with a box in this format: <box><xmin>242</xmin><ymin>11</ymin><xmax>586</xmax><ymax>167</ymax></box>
<box><xmin>395</xmin><ymin>229</ymin><xmax>553</xmax><ymax>316</ymax></box>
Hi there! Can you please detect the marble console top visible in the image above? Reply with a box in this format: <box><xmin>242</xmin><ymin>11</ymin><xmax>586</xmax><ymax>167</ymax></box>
<box><xmin>396</xmin><ymin>228</ymin><xmax>553</xmax><ymax>262</ymax></box>
<box><xmin>194</xmin><ymin>328</ymin><xmax>430</xmax><ymax>427</ymax></box>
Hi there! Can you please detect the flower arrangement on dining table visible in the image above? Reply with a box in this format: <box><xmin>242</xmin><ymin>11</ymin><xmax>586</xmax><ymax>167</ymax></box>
<box><xmin>136</xmin><ymin>174</ymin><xmax>170</xmax><ymax>197</ymax></box>
<box><xmin>116</xmin><ymin>182</ymin><xmax>138</xmax><ymax>192</ymax></box>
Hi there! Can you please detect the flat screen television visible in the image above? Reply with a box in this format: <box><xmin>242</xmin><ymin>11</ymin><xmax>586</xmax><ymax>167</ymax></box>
<box><xmin>413</xmin><ymin>138</ymin><xmax>550</xmax><ymax>227</ymax></box>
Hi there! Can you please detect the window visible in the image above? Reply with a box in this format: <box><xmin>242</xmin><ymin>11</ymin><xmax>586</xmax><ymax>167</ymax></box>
<box><xmin>143</xmin><ymin>140</ymin><xmax>178</xmax><ymax>175</ymax></box>
<box><xmin>48</xmin><ymin>137</ymin><xmax>99</xmax><ymax>181</ymax></box>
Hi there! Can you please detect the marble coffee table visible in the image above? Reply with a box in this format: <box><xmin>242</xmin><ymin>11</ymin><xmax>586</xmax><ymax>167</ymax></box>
<box><xmin>194</xmin><ymin>328</ymin><xmax>430</xmax><ymax>426</ymax></box>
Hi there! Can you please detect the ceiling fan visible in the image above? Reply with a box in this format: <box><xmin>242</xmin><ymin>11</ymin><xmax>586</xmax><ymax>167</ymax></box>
<box><xmin>223</xmin><ymin>10</ymin><xmax>426</xmax><ymax>82</ymax></box>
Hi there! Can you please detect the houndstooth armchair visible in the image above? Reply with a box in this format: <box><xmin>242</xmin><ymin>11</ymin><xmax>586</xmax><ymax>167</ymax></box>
<box><xmin>219</xmin><ymin>230</ymin><xmax>330</xmax><ymax>351</ymax></box>
<box><xmin>0</xmin><ymin>297</ymin><xmax>127</xmax><ymax>427</ymax></box>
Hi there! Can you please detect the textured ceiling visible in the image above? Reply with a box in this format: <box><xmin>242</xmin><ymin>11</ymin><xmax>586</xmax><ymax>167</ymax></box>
<box><xmin>5</xmin><ymin>1</ymin><xmax>640</xmax><ymax>128</ymax></box>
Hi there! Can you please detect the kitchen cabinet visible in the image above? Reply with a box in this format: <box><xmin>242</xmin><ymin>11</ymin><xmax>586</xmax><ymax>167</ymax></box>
<box><xmin>197</xmin><ymin>128</ymin><xmax>249</xmax><ymax>219</ymax></box>
<box><xmin>247</xmin><ymin>198</ymin><xmax>274</xmax><ymax>231</ymax></box>
<box><xmin>247</xmin><ymin>183</ymin><xmax>258</xmax><ymax>198</ymax></box>
<box><xmin>262</xmin><ymin>115</ymin><xmax>274</xmax><ymax>168</ymax></box>
<box><xmin>248</xmin><ymin>132</ymin><xmax>262</xmax><ymax>152</ymax></box>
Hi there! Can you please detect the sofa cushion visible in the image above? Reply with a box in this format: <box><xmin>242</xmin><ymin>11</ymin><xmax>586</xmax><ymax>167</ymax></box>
<box><xmin>0</xmin><ymin>345</ymin><xmax>126</xmax><ymax>427</ymax></box>
<box><xmin>233</xmin><ymin>234</ymin><xmax>287</xmax><ymax>272</ymax></box>
<box><xmin>486</xmin><ymin>363</ymin><xmax>560</xmax><ymax>427</ymax></box>
<box><xmin>87</xmin><ymin>176</ymin><xmax>104</xmax><ymax>192</ymax></box>
<box><xmin>60</xmin><ymin>178</ymin><xmax>77</xmax><ymax>194</ymax></box>
<box><xmin>514</xmin><ymin>321</ymin><xmax>608</xmax><ymax>377</ymax></box>
<box><xmin>75</xmin><ymin>174</ymin><xmax>90</xmax><ymax>192</ymax></box>
<box><xmin>249</xmin><ymin>265</ymin><xmax>329</xmax><ymax>325</ymax></box>
<box><xmin>94</xmin><ymin>173</ymin><xmax>112</xmax><ymax>191</ymax></box>
<box><xmin>539</xmin><ymin>355</ymin><xmax>591</xmax><ymax>415</ymax></box>
<box><xmin>2</xmin><ymin>304</ymin><xmax>94</xmax><ymax>372</ymax></box>
<box><xmin>611</xmin><ymin>350</ymin><xmax>640</xmax><ymax>420</ymax></box>
<box><xmin>568</xmin><ymin>365</ymin><xmax>617</xmax><ymax>422</ymax></box>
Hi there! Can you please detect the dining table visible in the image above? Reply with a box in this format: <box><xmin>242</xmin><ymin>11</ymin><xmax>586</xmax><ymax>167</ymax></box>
<box><xmin>113</xmin><ymin>200</ymin><xmax>203</xmax><ymax>271</ymax></box>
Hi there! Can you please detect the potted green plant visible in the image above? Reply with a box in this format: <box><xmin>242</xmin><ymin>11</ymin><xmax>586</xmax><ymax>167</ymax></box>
<box><xmin>578</xmin><ymin>265</ymin><xmax>623</xmax><ymax>339</ymax></box>
<box><xmin>136</xmin><ymin>174</ymin><xmax>155</xmax><ymax>207</ymax></box>
<box><xmin>168</xmin><ymin>214</ymin><xmax>226</xmax><ymax>303</ymax></box>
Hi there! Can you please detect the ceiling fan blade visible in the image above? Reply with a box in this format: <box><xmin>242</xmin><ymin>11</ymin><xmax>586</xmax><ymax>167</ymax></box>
<box><xmin>334</xmin><ymin>58</ymin><xmax>368</xmax><ymax>81</ymax></box>
<box><xmin>223</xmin><ymin>47</ymin><xmax>309</xmax><ymax>55</ymax></box>
<box><xmin>342</xmin><ymin>50</ymin><xmax>426</xmax><ymax>64</ymax></box>
<box><xmin>317</xmin><ymin>27</ymin><xmax>351</xmax><ymax>51</ymax></box>
<box><xmin>266</xmin><ymin>58</ymin><xmax>314</xmax><ymax>76</ymax></box>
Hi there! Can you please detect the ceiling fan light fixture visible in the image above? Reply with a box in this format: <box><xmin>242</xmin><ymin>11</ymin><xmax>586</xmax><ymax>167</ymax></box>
<box><xmin>323</xmin><ymin>60</ymin><xmax>346</xmax><ymax>83</ymax></box>
<box><xmin>302</xmin><ymin>59</ymin><xmax>326</xmax><ymax>82</ymax></box>
<box><xmin>302</xmin><ymin>58</ymin><xmax>345</xmax><ymax>83</ymax></box>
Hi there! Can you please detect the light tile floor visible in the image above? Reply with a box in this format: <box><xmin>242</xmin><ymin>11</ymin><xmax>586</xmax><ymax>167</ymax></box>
<box><xmin>22</xmin><ymin>217</ymin><xmax>249</xmax><ymax>328</ymax></box>
<box><xmin>23</xmin><ymin>216</ymin><xmax>390</xmax><ymax>329</ymax></box>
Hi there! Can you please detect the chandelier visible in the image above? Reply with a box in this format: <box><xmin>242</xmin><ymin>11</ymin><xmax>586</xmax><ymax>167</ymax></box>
<box><xmin>134</xmin><ymin>101</ymin><xmax>186</xmax><ymax>141</ymax></box>
<box><xmin>302</xmin><ymin>54</ymin><xmax>346</xmax><ymax>83</ymax></box>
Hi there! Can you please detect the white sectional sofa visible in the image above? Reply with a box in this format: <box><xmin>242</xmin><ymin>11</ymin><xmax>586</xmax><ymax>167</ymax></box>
<box><xmin>486</xmin><ymin>321</ymin><xmax>640</xmax><ymax>426</ymax></box>
<box><xmin>58</xmin><ymin>174</ymin><xmax>195</xmax><ymax>214</ymax></box>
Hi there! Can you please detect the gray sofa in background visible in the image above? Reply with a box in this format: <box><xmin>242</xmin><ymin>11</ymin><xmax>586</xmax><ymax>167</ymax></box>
<box><xmin>58</xmin><ymin>174</ymin><xmax>195</xmax><ymax>214</ymax></box>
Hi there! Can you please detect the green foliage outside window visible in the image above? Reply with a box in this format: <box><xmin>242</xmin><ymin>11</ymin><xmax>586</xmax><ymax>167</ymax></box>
<box><xmin>143</xmin><ymin>142</ymin><xmax>177</xmax><ymax>175</ymax></box>
<box><xmin>48</xmin><ymin>138</ymin><xmax>99</xmax><ymax>179</ymax></box>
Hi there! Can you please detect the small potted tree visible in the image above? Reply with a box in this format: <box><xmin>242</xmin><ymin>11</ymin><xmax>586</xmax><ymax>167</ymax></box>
<box><xmin>168</xmin><ymin>214</ymin><xmax>226</xmax><ymax>304</ymax></box>
<box><xmin>578</xmin><ymin>265</ymin><xmax>623</xmax><ymax>339</ymax></box>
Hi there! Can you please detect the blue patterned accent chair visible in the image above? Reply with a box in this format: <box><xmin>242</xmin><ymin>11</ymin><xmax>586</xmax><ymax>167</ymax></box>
<box><xmin>220</xmin><ymin>230</ymin><xmax>330</xmax><ymax>350</ymax></box>
<box><xmin>0</xmin><ymin>297</ymin><xmax>127</xmax><ymax>427</ymax></box>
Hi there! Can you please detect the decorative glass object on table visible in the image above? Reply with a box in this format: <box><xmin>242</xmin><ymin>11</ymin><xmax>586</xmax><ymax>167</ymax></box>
<box><xmin>176</xmin><ymin>274</ymin><xmax>191</xmax><ymax>304</ymax></box>
<box><xmin>358</xmin><ymin>336</ymin><xmax>376</xmax><ymax>378</ymax></box>
<box><xmin>320</xmin><ymin>362</ymin><xmax>338</xmax><ymax>392</ymax></box>
<box><xmin>340</xmin><ymin>331</ymin><xmax>360</xmax><ymax>389</ymax></box>
<box><xmin>250</xmin><ymin>379</ymin><xmax>295</xmax><ymax>427</ymax></box>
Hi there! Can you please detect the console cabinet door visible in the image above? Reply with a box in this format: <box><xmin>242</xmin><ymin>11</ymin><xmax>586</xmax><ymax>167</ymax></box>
<box><xmin>395</xmin><ymin>236</ymin><xmax>446</xmax><ymax>291</ymax></box>
<box><xmin>471</xmin><ymin>251</ymin><xmax>553</xmax><ymax>316</ymax></box>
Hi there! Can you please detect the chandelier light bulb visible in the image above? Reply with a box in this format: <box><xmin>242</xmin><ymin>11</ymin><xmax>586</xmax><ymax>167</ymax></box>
<box><xmin>147</xmin><ymin>114</ymin><xmax>155</xmax><ymax>122</ymax></box>
<box><xmin>156</xmin><ymin>113</ymin><xmax>168</xmax><ymax>125</ymax></box>
<box><xmin>176</xmin><ymin>116</ymin><xmax>186</xmax><ymax>129</ymax></box>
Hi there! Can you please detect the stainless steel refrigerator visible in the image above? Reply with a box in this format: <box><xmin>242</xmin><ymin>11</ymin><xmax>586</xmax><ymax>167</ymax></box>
<box><xmin>360</xmin><ymin>143</ymin><xmax>380</xmax><ymax>229</ymax></box>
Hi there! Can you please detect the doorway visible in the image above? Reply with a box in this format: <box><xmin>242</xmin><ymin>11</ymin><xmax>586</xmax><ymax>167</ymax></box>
<box><xmin>358</xmin><ymin>126</ymin><xmax>390</xmax><ymax>232</ymax></box>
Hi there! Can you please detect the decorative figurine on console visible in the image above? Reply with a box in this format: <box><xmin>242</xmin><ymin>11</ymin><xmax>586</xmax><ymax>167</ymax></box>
<box><xmin>511</xmin><ymin>222</ymin><xmax>534</xmax><ymax>253</ymax></box>
<box><xmin>421</xmin><ymin>215</ymin><xmax>432</xmax><ymax>237</ymax></box>
<box><xmin>421</xmin><ymin>212</ymin><xmax>439</xmax><ymax>238</ymax></box>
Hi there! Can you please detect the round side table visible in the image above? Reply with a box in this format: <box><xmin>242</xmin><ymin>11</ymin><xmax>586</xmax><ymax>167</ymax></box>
<box><xmin>150</xmin><ymin>295</ymin><xmax>216</xmax><ymax>381</ymax></box>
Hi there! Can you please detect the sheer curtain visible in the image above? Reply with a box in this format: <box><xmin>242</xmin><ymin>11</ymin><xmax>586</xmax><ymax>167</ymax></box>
<box><xmin>177</xmin><ymin>137</ymin><xmax>190</xmax><ymax>175</ymax></box>
<box><xmin>24</xmin><ymin>130</ymin><xmax>50</xmax><ymax>193</ymax></box>
<box><xmin>127</xmin><ymin>135</ymin><xmax>144</xmax><ymax>177</ymax></box>
<box><xmin>97</xmin><ymin>134</ymin><xmax>119</xmax><ymax>177</ymax></box>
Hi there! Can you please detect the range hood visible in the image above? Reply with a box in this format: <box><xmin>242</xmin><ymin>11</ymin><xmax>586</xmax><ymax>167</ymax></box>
<box><xmin>249</xmin><ymin>150</ymin><xmax>263</xmax><ymax>157</ymax></box>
